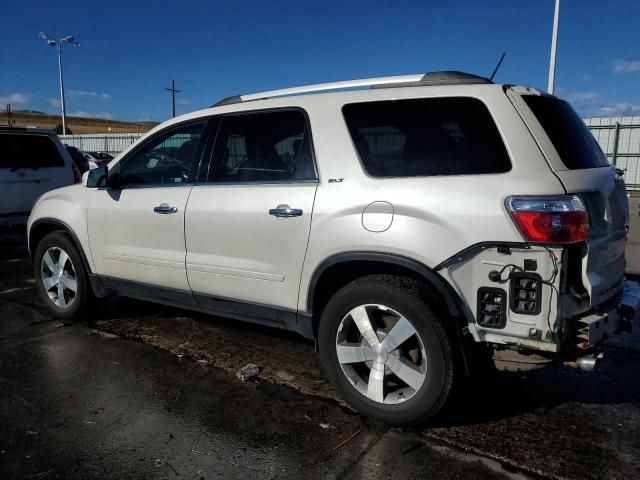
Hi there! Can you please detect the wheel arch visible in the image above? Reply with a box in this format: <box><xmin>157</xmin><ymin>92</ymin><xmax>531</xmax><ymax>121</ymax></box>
<box><xmin>305</xmin><ymin>252</ymin><xmax>477</xmax><ymax>376</ymax></box>
<box><xmin>307</xmin><ymin>252</ymin><xmax>470</xmax><ymax>322</ymax></box>
<box><xmin>29</xmin><ymin>218</ymin><xmax>93</xmax><ymax>276</ymax></box>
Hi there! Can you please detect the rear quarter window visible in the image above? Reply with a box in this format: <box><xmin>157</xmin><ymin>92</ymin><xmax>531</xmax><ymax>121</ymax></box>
<box><xmin>522</xmin><ymin>96</ymin><xmax>608</xmax><ymax>170</ymax></box>
<box><xmin>342</xmin><ymin>97</ymin><xmax>511</xmax><ymax>178</ymax></box>
<box><xmin>0</xmin><ymin>133</ymin><xmax>65</xmax><ymax>169</ymax></box>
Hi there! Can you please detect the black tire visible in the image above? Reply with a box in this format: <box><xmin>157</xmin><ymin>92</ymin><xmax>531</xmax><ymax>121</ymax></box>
<box><xmin>318</xmin><ymin>275</ymin><xmax>455</xmax><ymax>426</ymax></box>
<box><xmin>33</xmin><ymin>231</ymin><xmax>92</xmax><ymax>320</ymax></box>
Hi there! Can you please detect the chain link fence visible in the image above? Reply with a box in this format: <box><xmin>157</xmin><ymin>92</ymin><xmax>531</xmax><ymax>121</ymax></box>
<box><xmin>584</xmin><ymin>116</ymin><xmax>640</xmax><ymax>189</ymax></box>
<box><xmin>59</xmin><ymin>133</ymin><xmax>144</xmax><ymax>157</ymax></box>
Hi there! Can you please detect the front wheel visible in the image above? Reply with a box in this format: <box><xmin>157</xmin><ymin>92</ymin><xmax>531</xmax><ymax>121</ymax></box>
<box><xmin>318</xmin><ymin>275</ymin><xmax>455</xmax><ymax>426</ymax></box>
<box><xmin>34</xmin><ymin>232</ymin><xmax>91</xmax><ymax>320</ymax></box>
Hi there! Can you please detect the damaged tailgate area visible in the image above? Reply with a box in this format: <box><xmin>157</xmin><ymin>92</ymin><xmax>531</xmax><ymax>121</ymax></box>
<box><xmin>439</xmin><ymin>242</ymin><xmax>638</xmax><ymax>369</ymax></box>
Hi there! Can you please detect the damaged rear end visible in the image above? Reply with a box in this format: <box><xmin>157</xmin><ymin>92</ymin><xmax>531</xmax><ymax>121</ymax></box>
<box><xmin>442</xmin><ymin>87</ymin><xmax>639</xmax><ymax>371</ymax></box>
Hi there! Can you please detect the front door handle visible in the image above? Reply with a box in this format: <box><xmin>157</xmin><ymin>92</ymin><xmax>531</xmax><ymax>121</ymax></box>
<box><xmin>269</xmin><ymin>205</ymin><xmax>303</xmax><ymax>218</ymax></box>
<box><xmin>154</xmin><ymin>203</ymin><xmax>178</xmax><ymax>214</ymax></box>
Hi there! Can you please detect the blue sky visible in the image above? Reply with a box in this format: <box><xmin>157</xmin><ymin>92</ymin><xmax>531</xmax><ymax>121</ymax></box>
<box><xmin>1</xmin><ymin>0</ymin><xmax>639</xmax><ymax>122</ymax></box>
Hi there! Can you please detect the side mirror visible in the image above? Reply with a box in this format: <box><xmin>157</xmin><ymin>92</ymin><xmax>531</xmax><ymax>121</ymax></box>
<box><xmin>86</xmin><ymin>166</ymin><xmax>108</xmax><ymax>188</ymax></box>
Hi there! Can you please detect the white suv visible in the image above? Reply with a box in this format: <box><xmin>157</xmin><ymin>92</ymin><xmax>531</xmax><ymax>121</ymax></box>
<box><xmin>1</xmin><ymin>127</ymin><xmax>74</xmax><ymax>228</ymax></box>
<box><xmin>27</xmin><ymin>71</ymin><xmax>639</xmax><ymax>425</ymax></box>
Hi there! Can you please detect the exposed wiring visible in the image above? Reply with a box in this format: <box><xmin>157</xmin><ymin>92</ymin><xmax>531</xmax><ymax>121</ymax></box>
<box><xmin>490</xmin><ymin>249</ymin><xmax>561</xmax><ymax>336</ymax></box>
<box><xmin>492</xmin><ymin>264</ymin><xmax>524</xmax><ymax>283</ymax></box>
<box><xmin>541</xmin><ymin>247</ymin><xmax>560</xmax><ymax>335</ymax></box>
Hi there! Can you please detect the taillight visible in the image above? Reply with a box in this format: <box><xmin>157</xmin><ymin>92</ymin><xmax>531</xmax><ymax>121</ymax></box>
<box><xmin>506</xmin><ymin>195</ymin><xmax>589</xmax><ymax>244</ymax></box>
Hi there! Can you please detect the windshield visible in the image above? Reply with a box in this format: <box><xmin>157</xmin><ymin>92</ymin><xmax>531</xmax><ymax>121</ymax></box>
<box><xmin>522</xmin><ymin>95</ymin><xmax>609</xmax><ymax>170</ymax></box>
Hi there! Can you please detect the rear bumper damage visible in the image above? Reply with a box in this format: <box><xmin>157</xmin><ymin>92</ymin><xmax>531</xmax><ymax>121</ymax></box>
<box><xmin>575</xmin><ymin>280</ymin><xmax>639</xmax><ymax>347</ymax></box>
<box><xmin>440</xmin><ymin>244</ymin><xmax>638</xmax><ymax>372</ymax></box>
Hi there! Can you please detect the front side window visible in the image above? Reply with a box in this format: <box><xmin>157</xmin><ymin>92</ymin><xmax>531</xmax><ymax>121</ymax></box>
<box><xmin>207</xmin><ymin>110</ymin><xmax>316</xmax><ymax>183</ymax></box>
<box><xmin>112</xmin><ymin>121</ymin><xmax>206</xmax><ymax>187</ymax></box>
<box><xmin>342</xmin><ymin>98</ymin><xmax>511</xmax><ymax>177</ymax></box>
<box><xmin>0</xmin><ymin>134</ymin><xmax>65</xmax><ymax>169</ymax></box>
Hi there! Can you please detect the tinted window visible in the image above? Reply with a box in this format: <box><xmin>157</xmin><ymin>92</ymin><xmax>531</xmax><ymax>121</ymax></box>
<box><xmin>342</xmin><ymin>98</ymin><xmax>511</xmax><ymax>177</ymax></box>
<box><xmin>0</xmin><ymin>133</ymin><xmax>65</xmax><ymax>169</ymax></box>
<box><xmin>113</xmin><ymin>121</ymin><xmax>205</xmax><ymax>187</ymax></box>
<box><xmin>523</xmin><ymin>96</ymin><xmax>608</xmax><ymax>170</ymax></box>
<box><xmin>207</xmin><ymin>110</ymin><xmax>315</xmax><ymax>182</ymax></box>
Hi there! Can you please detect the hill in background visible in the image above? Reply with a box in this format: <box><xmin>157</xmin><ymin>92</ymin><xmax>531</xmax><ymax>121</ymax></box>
<box><xmin>5</xmin><ymin>111</ymin><xmax>158</xmax><ymax>134</ymax></box>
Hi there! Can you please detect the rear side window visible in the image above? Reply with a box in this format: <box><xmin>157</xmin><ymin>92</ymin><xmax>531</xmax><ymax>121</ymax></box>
<box><xmin>342</xmin><ymin>98</ymin><xmax>511</xmax><ymax>178</ymax></box>
<box><xmin>522</xmin><ymin>96</ymin><xmax>608</xmax><ymax>170</ymax></box>
<box><xmin>0</xmin><ymin>133</ymin><xmax>65</xmax><ymax>169</ymax></box>
<box><xmin>207</xmin><ymin>110</ymin><xmax>316</xmax><ymax>183</ymax></box>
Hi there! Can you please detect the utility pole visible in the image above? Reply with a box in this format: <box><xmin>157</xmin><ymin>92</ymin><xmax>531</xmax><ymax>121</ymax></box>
<box><xmin>165</xmin><ymin>80</ymin><xmax>180</xmax><ymax>118</ymax></box>
<box><xmin>6</xmin><ymin>104</ymin><xmax>15</xmax><ymax>127</ymax></box>
<box><xmin>547</xmin><ymin>0</ymin><xmax>560</xmax><ymax>95</ymax></box>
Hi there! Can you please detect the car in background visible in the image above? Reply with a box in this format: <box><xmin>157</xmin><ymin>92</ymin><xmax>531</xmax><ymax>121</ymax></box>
<box><xmin>87</xmin><ymin>151</ymin><xmax>114</xmax><ymax>166</ymax></box>
<box><xmin>0</xmin><ymin>127</ymin><xmax>74</xmax><ymax>229</ymax></box>
<box><xmin>65</xmin><ymin>145</ymin><xmax>100</xmax><ymax>182</ymax></box>
<box><xmin>79</xmin><ymin>150</ymin><xmax>99</xmax><ymax>170</ymax></box>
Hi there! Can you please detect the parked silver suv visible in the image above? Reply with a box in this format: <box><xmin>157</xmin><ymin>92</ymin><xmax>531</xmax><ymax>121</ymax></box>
<box><xmin>27</xmin><ymin>71</ymin><xmax>639</xmax><ymax>425</ymax></box>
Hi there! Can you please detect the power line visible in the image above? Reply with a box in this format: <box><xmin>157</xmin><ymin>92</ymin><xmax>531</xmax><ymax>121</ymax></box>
<box><xmin>165</xmin><ymin>80</ymin><xmax>180</xmax><ymax>118</ymax></box>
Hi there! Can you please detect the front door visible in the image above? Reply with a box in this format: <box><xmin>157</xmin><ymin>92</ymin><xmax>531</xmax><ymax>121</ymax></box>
<box><xmin>88</xmin><ymin>120</ymin><xmax>207</xmax><ymax>291</ymax></box>
<box><xmin>185</xmin><ymin>109</ymin><xmax>318</xmax><ymax>311</ymax></box>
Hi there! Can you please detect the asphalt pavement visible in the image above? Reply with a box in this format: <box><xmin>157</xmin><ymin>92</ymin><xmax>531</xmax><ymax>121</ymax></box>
<box><xmin>0</xmin><ymin>259</ymin><xmax>525</xmax><ymax>480</ymax></box>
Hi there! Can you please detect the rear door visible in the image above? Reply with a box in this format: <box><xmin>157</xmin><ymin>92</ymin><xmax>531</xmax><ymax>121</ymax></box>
<box><xmin>185</xmin><ymin>109</ymin><xmax>318</xmax><ymax>312</ymax></box>
<box><xmin>0</xmin><ymin>132</ymin><xmax>73</xmax><ymax>217</ymax></box>
<box><xmin>509</xmin><ymin>91</ymin><xmax>627</xmax><ymax>306</ymax></box>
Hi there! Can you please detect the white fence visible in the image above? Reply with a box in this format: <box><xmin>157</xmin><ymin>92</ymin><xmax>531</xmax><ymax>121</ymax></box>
<box><xmin>584</xmin><ymin>117</ymin><xmax>640</xmax><ymax>188</ymax></box>
<box><xmin>58</xmin><ymin>133</ymin><xmax>144</xmax><ymax>157</ymax></box>
<box><xmin>59</xmin><ymin>116</ymin><xmax>640</xmax><ymax>187</ymax></box>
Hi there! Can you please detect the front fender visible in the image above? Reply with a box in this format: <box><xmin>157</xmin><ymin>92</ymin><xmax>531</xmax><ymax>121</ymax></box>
<box><xmin>27</xmin><ymin>185</ymin><xmax>95</xmax><ymax>272</ymax></box>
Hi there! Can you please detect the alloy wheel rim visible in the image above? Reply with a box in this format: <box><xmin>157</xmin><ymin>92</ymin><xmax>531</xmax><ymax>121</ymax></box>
<box><xmin>41</xmin><ymin>247</ymin><xmax>77</xmax><ymax>309</ymax></box>
<box><xmin>336</xmin><ymin>304</ymin><xmax>427</xmax><ymax>405</ymax></box>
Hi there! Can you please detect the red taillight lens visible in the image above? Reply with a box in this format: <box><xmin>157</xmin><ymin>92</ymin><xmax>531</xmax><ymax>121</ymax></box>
<box><xmin>506</xmin><ymin>196</ymin><xmax>589</xmax><ymax>244</ymax></box>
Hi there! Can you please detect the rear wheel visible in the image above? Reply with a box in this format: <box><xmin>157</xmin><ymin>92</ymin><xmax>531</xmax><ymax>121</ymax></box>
<box><xmin>34</xmin><ymin>232</ymin><xmax>91</xmax><ymax>320</ymax></box>
<box><xmin>318</xmin><ymin>275</ymin><xmax>455</xmax><ymax>426</ymax></box>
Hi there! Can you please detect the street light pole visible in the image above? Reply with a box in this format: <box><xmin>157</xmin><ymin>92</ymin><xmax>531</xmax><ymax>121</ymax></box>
<box><xmin>38</xmin><ymin>32</ymin><xmax>79</xmax><ymax>135</ymax></box>
<box><xmin>547</xmin><ymin>0</ymin><xmax>560</xmax><ymax>95</ymax></box>
<box><xmin>56</xmin><ymin>43</ymin><xmax>68</xmax><ymax>135</ymax></box>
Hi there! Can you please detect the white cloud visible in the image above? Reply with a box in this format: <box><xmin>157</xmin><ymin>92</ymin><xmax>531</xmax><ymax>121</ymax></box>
<box><xmin>567</xmin><ymin>91</ymin><xmax>599</xmax><ymax>103</ymax></box>
<box><xmin>68</xmin><ymin>90</ymin><xmax>110</xmax><ymax>100</ymax></box>
<box><xmin>49</xmin><ymin>98</ymin><xmax>61</xmax><ymax>108</ymax></box>
<box><xmin>0</xmin><ymin>93</ymin><xmax>30</xmax><ymax>105</ymax></box>
<box><xmin>599</xmin><ymin>103</ymin><xmax>640</xmax><ymax>116</ymax></box>
<box><xmin>613</xmin><ymin>59</ymin><xmax>640</xmax><ymax>74</ymax></box>
<box><xmin>69</xmin><ymin>110</ymin><xmax>113</xmax><ymax>119</ymax></box>
<box><xmin>176</xmin><ymin>98</ymin><xmax>191</xmax><ymax>105</ymax></box>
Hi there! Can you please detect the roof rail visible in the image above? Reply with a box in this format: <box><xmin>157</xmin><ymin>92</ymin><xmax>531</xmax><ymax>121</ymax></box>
<box><xmin>0</xmin><ymin>126</ymin><xmax>49</xmax><ymax>132</ymax></box>
<box><xmin>212</xmin><ymin>71</ymin><xmax>492</xmax><ymax>107</ymax></box>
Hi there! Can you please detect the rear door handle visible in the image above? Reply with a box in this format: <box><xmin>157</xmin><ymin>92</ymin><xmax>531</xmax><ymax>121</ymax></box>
<box><xmin>154</xmin><ymin>203</ymin><xmax>178</xmax><ymax>214</ymax></box>
<box><xmin>269</xmin><ymin>205</ymin><xmax>303</xmax><ymax>218</ymax></box>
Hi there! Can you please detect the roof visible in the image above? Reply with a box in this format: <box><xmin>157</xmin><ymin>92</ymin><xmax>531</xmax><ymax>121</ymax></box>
<box><xmin>212</xmin><ymin>71</ymin><xmax>492</xmax><ymax>107</ymax></box>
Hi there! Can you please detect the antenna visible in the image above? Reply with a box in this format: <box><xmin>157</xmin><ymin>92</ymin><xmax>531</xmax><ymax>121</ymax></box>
<box><xmin>489</xmin><ymin>52</ymin><xmax>506</xmax><ymax>82</ymax></box>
